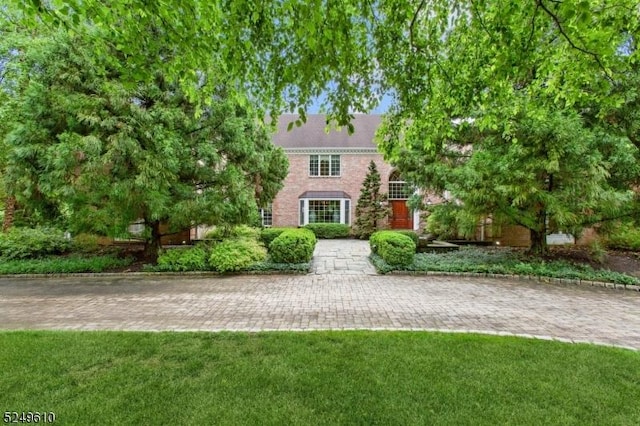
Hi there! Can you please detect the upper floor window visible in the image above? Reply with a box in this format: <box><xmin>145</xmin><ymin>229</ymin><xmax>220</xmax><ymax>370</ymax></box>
<box><xmin>309</xmin><ymin>154</ymin><xmax>340</xmax><ymax>177</ymax></box>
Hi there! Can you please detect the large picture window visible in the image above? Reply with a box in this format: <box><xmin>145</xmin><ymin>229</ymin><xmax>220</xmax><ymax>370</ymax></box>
<box><xmin>308</xmin><ymin>200</ymin><xmax>341</xmax><ymax>223</ymax></box>
<box><xmin>298</xmin><ymin>194</ymin><xmax>351</xmax><ymax>226</ymax></box>
<box><xmin>309</xmin><ymin>155</ymin><xmax>340</xmax><ymax>177</ymax></box>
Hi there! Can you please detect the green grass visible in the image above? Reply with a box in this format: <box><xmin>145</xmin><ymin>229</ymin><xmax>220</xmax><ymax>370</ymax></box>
<box><xmin>1</xmin><ymin>331</ymin><xmax>639</xmax><ymax>425</ymax></box>
<box><xmin>371</xmin><ymin>247</ymin><xmax>640</xmax><ymax>286</ymax></box>
<box><xmin>0</xmin><ymin>255</ymin><xmax>134</xmax><ymax>274</ymax></box>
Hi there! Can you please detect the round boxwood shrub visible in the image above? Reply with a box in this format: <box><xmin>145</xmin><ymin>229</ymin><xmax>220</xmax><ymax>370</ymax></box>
<box><xmin>370</xmin><ymin>231</ymin><xmax>416</xmax><ymax>266</ymax></box>
<box><xmin>269</xmin><ymin>229</ymin><xmax>317</xmax><ymax>263</ymax></box>
<box><xmin>393</xmin><ymin>230</ymin><xmax>419</xmax><ymax>246</ymax></box>
<box><xmin>209</xmin><ymin>238</ymin><xmax>267</xmax><ymax>272</ymax></box>
<box><xmin>304</xmin><ymin>223</ymin><xmax>351</xmax><ymax>239</ymax></box>
<box><xmin>259</xmin><ymin>227</ymin><xmax>296</xmax><ymax>247</ymax></box>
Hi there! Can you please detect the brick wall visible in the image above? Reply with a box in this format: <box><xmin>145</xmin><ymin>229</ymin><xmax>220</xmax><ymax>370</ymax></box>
<box><xmin>272</xmin><ymin>152</ymin><xmax>394</xmax><ymax>227</ymax></box>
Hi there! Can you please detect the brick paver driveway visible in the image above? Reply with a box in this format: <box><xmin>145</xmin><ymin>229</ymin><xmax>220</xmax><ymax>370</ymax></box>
<box><xmin>1</xmin><ymin>240</ymin><xmax>639</xmax><ymax>349</ymax></box>
<box><xmin>1</xmin><ymin>271</ymin><xmax>639</xmax><ymax>349</ymax></box>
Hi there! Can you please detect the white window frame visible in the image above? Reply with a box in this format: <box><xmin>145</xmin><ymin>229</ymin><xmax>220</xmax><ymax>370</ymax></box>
<box><xmin>259</xmin><ymin>203</ymin><xmax>273</xmax><ymax>227</ymax></box>
<box><xmin>309</xmin><ymin>154</ymin><xmax>341</xmax><ymax>177</ymax></box>
<box><xmin>299</xmin><ymin>198</ymin><xmax>351</xmax><ymax>226</ymax></box>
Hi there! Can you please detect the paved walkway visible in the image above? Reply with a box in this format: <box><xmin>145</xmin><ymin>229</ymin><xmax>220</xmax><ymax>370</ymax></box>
<box><xmin>312</xmin><ymin>239</ymin><xmax>377</xmax><ymax>275</ymax></box>
<box><xmin>0</xmin><ymin>240</ymin><xmax>639</xmax><ymax>350</ymax></box>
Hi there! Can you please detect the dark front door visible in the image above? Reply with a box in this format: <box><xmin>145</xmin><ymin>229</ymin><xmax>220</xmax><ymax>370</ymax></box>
<box><xmin>390</xmin><ymin>200</ymin><xmax>413</xmax><ymax>229</ymax></box>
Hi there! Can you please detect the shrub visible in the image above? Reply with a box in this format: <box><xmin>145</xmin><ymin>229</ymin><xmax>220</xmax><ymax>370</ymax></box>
<box><xmin>370</xmin><ymin>231</ymin><xmax>416</xmax><ymax>266</ymax></box>
<box><xmin>269</xmin><ymin>229</ymin><xmax>317</xmax><ymax>263</ymax></box>
<box><xmin>260</xmin><ymin>227</ymin><xmax>296</xmax><ymax>247</ymax></box>
<box><xmin>0</xmin><ymin>255</ymin><xmax>133</xmax><ymax>274</ymax></box>
<box><xmin>209</xmin><ymin>239</ymin><xmax>268</xmax><ymax>272</ymax></box>
<box><xmin>604</xmin><ymin>224</ymin><xmax>640</xmax><ymax>251</ymax></box>
<box><xmin>156</xmin><ymin>247</ymin><xmax>209</xmax><ymax>272</ymax></box>
<box><xmin>0</xmin><ymin>227</ymin><xmax>72</xmax><ymax>259</ymax></box>
<box><xmin>204</xmin><ymin>225</ymin><xmax>261</xmax><ymax>242</ymax></box>
<box><xmin>304</xmin><ymin>223</ymin><xmax>351</xmax><ymax>239</ymax></box>
<box><xmin>393</xmin><ymin>230</ymin><xmax>419</xmax><ymax>246</ymax></box>
<box><xmin>72</xmin><ymin>233</ymin><xmax>102</xmax><ymax>253</ymax></box>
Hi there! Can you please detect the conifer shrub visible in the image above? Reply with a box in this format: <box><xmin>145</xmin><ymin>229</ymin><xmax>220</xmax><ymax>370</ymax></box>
<box><xmin>269</xmin><ymin>229</ymin><xmax>317</xmax><ymax>263</ymax></box>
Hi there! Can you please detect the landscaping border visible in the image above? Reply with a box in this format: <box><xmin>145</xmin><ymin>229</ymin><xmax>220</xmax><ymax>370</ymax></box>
<box><xmin>387</xmin><ymin>270</ymin><xmax>640</xmax><ymax>292</ymax></box>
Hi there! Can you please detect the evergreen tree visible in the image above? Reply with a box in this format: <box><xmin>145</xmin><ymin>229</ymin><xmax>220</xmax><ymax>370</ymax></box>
<box><xmin>353</xmin><ymin>161</ymin><xmax>389</xmax><ymax>239</ymax></box>
<box><xmin>1</xmin><ymin>30</ymin><xmax>288</xmax><ymax>261</ymax></box>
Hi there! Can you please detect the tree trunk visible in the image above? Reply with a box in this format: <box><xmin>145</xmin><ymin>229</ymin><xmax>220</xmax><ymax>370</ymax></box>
<box><xmin>529</xmin><ymin>228</ymin><xmax>548</xmax><ymax>256</ymax></box>
<box><xmin>2</xmin><ymin>196</ymin><xmax>16</xmax><ymax>232</ymax></box>
<box><xmin>528</xmin><ymin>207</ymin><xmax>548</xmax><ymax>256</ymax></box>
<box><xmin>143</xmin><ymin>220</ymin><xmax>162</xmax><ymax>262</ymax></box>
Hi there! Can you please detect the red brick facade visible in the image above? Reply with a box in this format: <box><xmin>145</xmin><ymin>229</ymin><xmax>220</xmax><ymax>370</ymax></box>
<box><xmin>272</xmin><ymin>152</ymin><xmax>394</xmax><ymax>227</ymax></box>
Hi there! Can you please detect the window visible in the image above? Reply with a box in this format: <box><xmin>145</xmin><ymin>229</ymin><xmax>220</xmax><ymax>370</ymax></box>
<box><xmin>309</xmin><ymin>155</ymin><xmax>340</xmax><ymax>176</ymax></box>
<box><xmin>299</xmin><ymin>198</ymin><xmax>351</xmax><ymax>226</ymax></box>
<box><xmin>259</xmin><ymin>203</ymin><xmax>272</xmax><ymax>227</ymax></box>
<box><xmin>309</xmin><ymin>200</ymin><xmax>341</xmax><ymax>223</ymax></box>
<box><xmin>389</xmin><ymin>170</ymin><xmax>411</xmax><ymax>200</ymax></box>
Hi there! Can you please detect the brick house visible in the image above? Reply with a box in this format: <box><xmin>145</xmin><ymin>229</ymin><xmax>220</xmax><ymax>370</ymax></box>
<box><xmin>263</xmin><ymin>114</ymin><xmax>421</xmax><ymax>230</ymax></box>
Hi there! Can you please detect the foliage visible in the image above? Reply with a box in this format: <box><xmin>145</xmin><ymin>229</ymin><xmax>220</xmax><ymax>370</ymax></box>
<box><xmin>0</xmin><ymin>227</ymin><xmax>71</xmax><ymax>259</ymax></box>
<box><xmin>245</xmin><ymin>261</ymin><xmax>311</xmax><ymax>274</ymax></box>
<box><xmin>156</xmin><ymin>247</ymin><xmax>209</xmax><ymax>272</ymax></box>
<box><xmin>373</xmin><ymin>232</ymin><xmax>416</xmax><ymax>267</ymax></box>
<box><xmin>209</xmin><ymin>239</ymin><xmax>267</xmax><ymax>273</ymax></box>
<box><xmin>204</xmin><ymin>225</ymin><xmax>261</xmax><ymax>242</ymax></box>
<box><xmin>392</xmin><ymin>230</ymin><xmax>419</xmax><ymax>246</ymax></box>
<box><xmin>353</xmin><ymin>161</ymin><xmax>389</xmax><ymax>239</ymax></box>
<box><xmin>604</xmin><ymin>223</ymin><xmax>640</xmax><ymax>251</ymax></box>
<box><xmin>269</xmin><ymin>229</ymin><xmax>316</xmax><ymax>263</ymax></box>
<box><xmin>304</xmin><ymin>223</ymin><xmax>350</xmax><ymax>239</ymax></box>
<box><xmin>426</xmin><ymin>204</ymin><xmax>477</xmax><ymax>240</ymax></box>
<box><xmin>4</xmin><ymin>331</ymin><xmax>639</xmax><ymax>424</ymax></box>
<box><xmin>0</xmin><ymin>29</ymin><xmax>288</xmax><ymax>261</ymax></box>
<box><xmin>0</xmin><ymin>255</ymin><xmax>133</xmax><ymax>274</ymax></box>
<box><xmin>71</xmin><ymin>233</ymin><xmax>102</xmax><ymax>253</ymax></box>
<box><xmin>370</xmin><ymin>247</ymin><xmax>640</xmax><ymax>286</ymax></box>
<box><xmin>259</xmin><ymin>227</ymin><xmax>296</xmax><ymax>247</ymax></box>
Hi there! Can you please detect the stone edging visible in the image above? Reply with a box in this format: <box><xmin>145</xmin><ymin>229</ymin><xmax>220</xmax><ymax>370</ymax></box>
<box><xmin>387</xmin><ymin>270</ymin><xmax>640</xmax><ymax>292</ymax></box>
<box><xmin>0</xmin><ymin>270</ymin><xmax>309</xmax><ymax>279</ymax></box>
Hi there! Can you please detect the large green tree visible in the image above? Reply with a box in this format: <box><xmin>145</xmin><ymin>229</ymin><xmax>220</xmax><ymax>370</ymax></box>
<box><xmin>1</xmin><ymin>30</ymin><xmax>288</xmax><ymax>260</ymax></box>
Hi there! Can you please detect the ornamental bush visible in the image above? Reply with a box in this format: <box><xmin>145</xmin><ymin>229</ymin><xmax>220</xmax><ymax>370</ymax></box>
<box><xmin>0</xmin><ymin>227</ymin><xmax>71</xmax><ymax>259</ymax></box>
<box><xmin>269</xmin><ymin>229</ymin><xmax>317</xmax><ymax>263</ymax></box>
<box><xmin>259</xmin><ymin>227</ymin><xmax>296</xmax><ymax>247</ymax></box>
<box><xmin>370</xmin><ymin>231</ymin><xmax>415</xmax><ymax>266</ymax></box>
<box><xmin>209</xmin><ymin>238</ymin><xmax>268</xmax><ymax>272</ymax></box>
<box><xmin>393</xmin><ymin>230</ymin><xmax>419</xmax><ymax>246</ymax></box>
<box><xmin>156</xmin><ymin>246</ymin><xmax>209</xmax><ymax>272</ymax></box>
<box><xmin>304</xmin><ymin>223</ymin><xmax>351</xmax><ymax>239</ymax></box>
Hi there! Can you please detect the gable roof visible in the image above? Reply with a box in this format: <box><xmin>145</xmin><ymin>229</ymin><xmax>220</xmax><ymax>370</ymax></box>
<box><xmin>272</xmin><ymin>114</ymin><xmax>382</xmax><ymax>149</ymax></box>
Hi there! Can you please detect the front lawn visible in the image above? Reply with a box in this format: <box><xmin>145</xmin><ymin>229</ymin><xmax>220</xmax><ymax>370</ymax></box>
<box><xmin>371</xmin><ymin>246</ymin><xmax>640</xmax><ymax>286</ymax></box>
<box><xmin>1</xmin><ymin>331</ymin><xmax>639</xmax><ymax>425</ymax></box>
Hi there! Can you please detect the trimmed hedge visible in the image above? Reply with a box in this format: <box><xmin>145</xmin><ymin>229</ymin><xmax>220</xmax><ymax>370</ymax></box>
<box><xmin>304</xmin><ymin>223</ymin><xmax>351</xmax><ymax>239</ymax></box>
<box><xmin>269</xmin><ymin>229</ymin><xmax>317</xmax><ymax>263</ymax></box>
<box><xmin>0</xmin><ymin>227</ymin><xmax>71</xmax><ymax>259</ymax></box>
<box><xmin>259</xmin><ymin>227</ymin><xmax>296</xmax><ymax>247</ymax></box>
<box><xmin>370</xmin><ymin>231</ymin><xmax>416</xmax><ymax>266</ymax></box>
<box><xmin>209</xmin><ymin>239</ymin><xmax>268</xmax><ymax>272</ymax></box>
<box><xmin>393</xmin><ymin>230</ymin><xmax>419</xmax><ymax>246</ymax></box>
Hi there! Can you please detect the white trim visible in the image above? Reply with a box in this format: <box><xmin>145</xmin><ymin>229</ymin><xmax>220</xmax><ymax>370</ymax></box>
<box><xmin>285</xmin><ymin>147</ymin><xmax>378</xmax><ymax>154</ymax></box>
<box><xmin>299</xmin><ymin>197</ymin><xmax>351</xmax><ymax>226</ymax></box>
<box><xmin>309</xmin><ymin>154</ymin><xmax>341</xmax><ymax>177</ymax></box>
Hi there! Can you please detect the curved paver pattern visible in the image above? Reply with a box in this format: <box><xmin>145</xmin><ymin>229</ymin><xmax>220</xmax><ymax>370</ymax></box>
<box><xmin>1</xmin><ymin>272</ymin><xmax>639</xmax><ymax>349</ymax></box>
